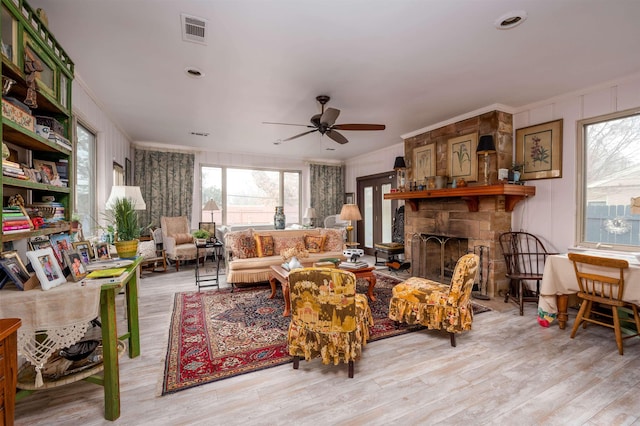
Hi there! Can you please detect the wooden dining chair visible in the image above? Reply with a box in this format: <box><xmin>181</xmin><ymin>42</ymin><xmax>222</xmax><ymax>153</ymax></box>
<box><xmin>568</xmin><ymin>253</ymin><xmax>640</xmax><ymax>355</ymax></box>
<box><xmin>499</xmin><ymin>231</ymin><xmax>555</xmax><ymax>315</ymax></box>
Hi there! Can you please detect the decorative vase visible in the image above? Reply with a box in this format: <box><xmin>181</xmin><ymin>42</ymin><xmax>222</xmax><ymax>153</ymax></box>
<box><xmin>114</xmin><ymin>240</ymin><xmax>138</xmax><ymax>259</ymax></box>
<box><xmin>274</xmin><ymin>206</ymin><xmax>285</xmax><ymax>230</ymax></box>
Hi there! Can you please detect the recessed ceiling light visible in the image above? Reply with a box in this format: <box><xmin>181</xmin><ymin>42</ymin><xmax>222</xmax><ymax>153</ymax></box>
<box><xmin>185</xmin><ymin>67</ymin><xmax>204</xmax><ymax>78</ymax></box>
<box><xmin>494</xmin><ymin>10</ymin><xmax>527</xmax><ymax>30</ymax></box>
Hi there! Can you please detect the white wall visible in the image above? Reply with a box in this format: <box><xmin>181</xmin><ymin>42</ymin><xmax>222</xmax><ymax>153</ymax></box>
<box><xmin>72</xmin><ymin>75</ymin><xmax>131</xmax><ymax>225</ymax></box>
<box><xmin>511</xmin><ymin>72</ymin><xmax>640</xmax><ymax>253</ymax></box>
<box><xmin>344</xmin><ymin>142</ymin><xmax>405</xmax><ymax>197</ymax></box>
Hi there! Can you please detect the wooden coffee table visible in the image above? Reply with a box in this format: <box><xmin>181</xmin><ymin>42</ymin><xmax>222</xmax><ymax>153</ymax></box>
<box><xmin>340</xmin><ymin>266</ymin><xmax>378</xmax><ymax>301</ymax></box>
<box><xmin>269</xmin><ymin>265</ymin><xmax>293</xmax><ymax>317</ymax></box>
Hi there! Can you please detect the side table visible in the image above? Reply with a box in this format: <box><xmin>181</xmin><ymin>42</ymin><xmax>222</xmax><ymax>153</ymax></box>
<box><xmin>195</xmin><ymin>241</ymin><xmax>224</xmax><ymax>291</ymax></box>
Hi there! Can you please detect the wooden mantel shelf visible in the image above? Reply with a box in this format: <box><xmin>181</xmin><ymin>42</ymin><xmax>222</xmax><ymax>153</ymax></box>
<box><xmin>383</xmin><ymin>184</ymin><xmax>535</xmax><ymax>212</ymax></box>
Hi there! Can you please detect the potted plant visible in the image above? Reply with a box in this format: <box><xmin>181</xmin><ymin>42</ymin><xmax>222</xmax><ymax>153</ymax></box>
<box><xmin>510</xmin><ymin>162</ymin><xmax>524</xmax><ymax>182</ymax></box>
<box><xmin>104</xmin><ymin>197</ymin><xmax>145</xmax><ymax>258</ymax></box>
<box><xmin>192</xmin><ymin>229</ymin><xmax>210</xmax><ymax>245</ymax></box>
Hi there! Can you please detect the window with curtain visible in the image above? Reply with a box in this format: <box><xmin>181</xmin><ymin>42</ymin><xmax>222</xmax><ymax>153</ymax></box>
<box><xmin>577</xmin><ymin>108</ymin><xmax>640</xmax><ymax>249</ymax></box>
<box><xmin>201</xmin><ymin>165</ymin><xmax>301</xmax><ymax>226</ymax></box>
<box><xmin>75</xmin><ymin>122</ymin><xmax>96</xmax><ymax>236</ymax></box>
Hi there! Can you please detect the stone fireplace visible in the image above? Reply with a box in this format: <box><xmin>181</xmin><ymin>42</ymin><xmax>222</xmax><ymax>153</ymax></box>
<box><xmin>384</xmin><ymin>109</ymin><xmax>536</xmax><ymax>298</ymax></box>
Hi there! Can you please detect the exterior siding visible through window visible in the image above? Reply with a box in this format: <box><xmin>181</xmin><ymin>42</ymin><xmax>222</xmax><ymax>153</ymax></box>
<box><xmin>201</xmin><ymin>165</ymin><xmax>301</xmax><ymax>226</ymax></box>
<box><xmin>577</xmin><ymin>108</ymin><xmax>640</xmax><ymax>250</ymax></box>
<box><xmin>76</xmin><ymin>122</ymin><xmax>97</xmax><ymax>236</ymax></box>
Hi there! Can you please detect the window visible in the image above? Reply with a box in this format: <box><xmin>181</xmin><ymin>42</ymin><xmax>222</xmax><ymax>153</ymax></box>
<box><xmin>201</xmin><ymin>166</ymin><xmax>301</xmax><ymax>226</ymax></box>
<box><xmin>577</xmin><ymin>108</ymin><xmax>640</xmax><ymax>250</ymax></box>
<box><xmin>76</xmin><ymin>122</ymin><xmax>96</xmax><ymax>236</ymax></box>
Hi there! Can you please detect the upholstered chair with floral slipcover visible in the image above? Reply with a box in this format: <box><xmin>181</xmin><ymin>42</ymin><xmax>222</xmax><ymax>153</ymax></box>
<box><xmin>287</xmin><ymin>267</ymin><xmax>374</xmax><ymax>378</ymax></box>
<box><xmin>160</xmin><ymin>216</ymin><xmax>197</xmax><ymax>271</ymax></box>
<box><xmin>388</xmin><ymin>253</ymin><xmax>479</xmax><ymax>347</ymax></box>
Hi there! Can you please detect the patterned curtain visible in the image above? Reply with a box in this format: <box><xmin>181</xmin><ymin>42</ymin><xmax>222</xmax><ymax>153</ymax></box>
<box><xmin>310</xmin><ymin>163</ymin><xmax>344</xmax><ymax>226</ymax></box>
<box><xmin>134</xmin><ymin>149</ymin><xmax>194</xmax><ymax>229</ymax></box>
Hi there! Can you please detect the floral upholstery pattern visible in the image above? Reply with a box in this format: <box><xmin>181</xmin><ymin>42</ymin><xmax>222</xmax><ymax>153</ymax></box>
<box><xmin>273</xmin><ymin>236</ymin><xmax>305</xmax><ymax>255</ymax></box>
<box><xmin>287</xmin><ymin>268</ymin><xmax>373</xmax><ymax>377</ymax></box>
<box><xmin>388</xmin><ymin>253</ymin><xmax>479</xmax><ymax>345</ymax></box>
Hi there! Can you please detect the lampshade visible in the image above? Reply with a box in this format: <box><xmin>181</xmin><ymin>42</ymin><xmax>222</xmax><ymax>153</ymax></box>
<box><xmin>304</xmin><ymin>207</ymin><xmax>316</xmax><ymax>219</ymax></box>
<box><xmin>106</xmin><ymin>186</ymin><xmax>146</xmax><ymax>210</ymax></box>
<box><xmin>203</xmin><ymin>199</ymin><xmax>219</xmax><ymax>211</ymax></box>
<box><xmin>393</xmin><ymin>156</ymin><xmax>406</xmax><ymax>170</ymax></box>
<box><xmin>339</xmin><ymin>204</ymin><xmax>362</xmax><ymax>221</ymax></box>
<box><xmin>477</xmin><ymin>135</ymin><xmax>496</xmax><ymax>154</ymax></box>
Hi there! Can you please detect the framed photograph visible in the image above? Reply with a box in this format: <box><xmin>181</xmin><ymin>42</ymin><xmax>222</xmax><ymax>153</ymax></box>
<box><xmin>72</xmin><ymin>241</ymin><xmax>94</xmax><ymax>264</ymax></box>
<box><xmin>199</xmin><ymin>222</ymin><xmax>216</xmax><ymax>242</ymax></box>
<box><xmin>32</xmin><ymin>159</ymin><xmax>59</xmax><ymax>183</ymax></box>
<box><xmin>29</xmin><ymin>236</ymin><xmax>51</xmax><ymax>251</ymax></box>
<box><xmin>345</xmin><ymin>193</ymin><xmax>354</xmax><ymax>205</ymax></box>
<box><xmin>50</xmin><ymin>233</ymin><xmax>73</xmax><ymax>267</ymax></box>
<box><xmin>447</xmin><ymin>133</ymin><xmax>478</xmax><ymax>183</ymax></box>
<box><xmin>125</xmin><ymin>157</ymin><xmax>132</xmax><ymax>185</ymax></box>
<box><xmin>0</xmin><ymin>256</ymin><xmax>31</xmax><ymax>290</ymax></box>
<box><xmin>63</xmin><ymin>250</ymin><xmax>87</xmax><ymax>281</ymax></box>
<box><xmin>515</xmin><ymin>119</ymin><xmax>563</xmax><ymax>180</ymax></box>
<box><xmin>413</xmin><ymin>143</ymin><xmax>436</xmax><ymax>181</ymax></box>
<box><xmin>26</xmin><ymin>247</ymin><xmax>66</xmax><ymax>290</ymax></box>
<box><xmin>0</xmin><ymin>250</ymin><xmax>30</xmax><ymax>280</ymax></box>
<box><xmin>94</xmin><ymin>242</ymin><xmax>111</xmax><ymax>260</ymax></box>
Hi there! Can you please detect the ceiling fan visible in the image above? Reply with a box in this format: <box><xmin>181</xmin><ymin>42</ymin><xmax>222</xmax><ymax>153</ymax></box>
<box><xmin>264</xmin><ymin>95</ymin><xmax>385</xmax><ymax>144</ymax></box>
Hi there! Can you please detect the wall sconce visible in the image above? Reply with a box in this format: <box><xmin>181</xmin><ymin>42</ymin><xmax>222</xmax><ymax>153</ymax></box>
<box><xmin>393</xmin><ymin>156</ymin><xmax>406</xmax><ymax>191</ymax></box>
<box><xmin>477</xmin><ymin>135</ymin><xmax>496</xmax><ymax>186</ymax></box>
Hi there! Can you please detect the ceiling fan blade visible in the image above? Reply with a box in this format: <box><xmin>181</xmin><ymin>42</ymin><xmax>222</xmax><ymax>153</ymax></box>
<box><xmin>263</xmin><ymin>121</ymin><xmax>314</xmax><ymax>128</ymax></box>
<box><xmin>282</xmin><ymin>129</ymin><xmax>318</xmax><ymax>141</ymax></box>
<box><xmin>310</xmin><ymin>114</ymin><xmax>321</xmax><ymax>127</ymax></box>
<box><xmin>326</xmin><ymin>129</ymin><xmax>349</xmax><ymax>144</ymax></box>
<box><xmin>332</xmin><ymin>124</ymin><xmax>386</xmax><ymax>131</ymax></box>
<box><xmin>320</xmin><ymin>108</ymin><xmax>340</xmax><ymax>126</ymax></box>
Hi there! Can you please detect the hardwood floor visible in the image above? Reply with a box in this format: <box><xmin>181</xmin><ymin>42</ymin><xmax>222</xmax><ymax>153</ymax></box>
<box><xmin>14</xmin><ymin>258</ymin><xmax>640</xmax><ymax>425</ymax></box>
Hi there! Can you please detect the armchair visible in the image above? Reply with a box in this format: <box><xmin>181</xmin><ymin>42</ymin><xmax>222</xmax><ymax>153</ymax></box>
<box><xmin>160</xmin><ymin>216</ymin><xmax>197</xmax><ymax>271</ymax></box>
<box><xmin>388</xmin><ymin>253</ymin><xmax>479</xmax><ymax>347</ymax></box>
<box><xmin>287</xmin><ymin>268</ymin><xmax>373</xmax><ymax>378</ymax></box>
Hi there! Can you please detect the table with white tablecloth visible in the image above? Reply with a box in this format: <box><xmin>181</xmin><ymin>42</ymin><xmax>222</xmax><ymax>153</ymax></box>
<box><xmin>537</xmin><ymin>252</ymin><xmax>640</xmax><ymax>328</ymax></box>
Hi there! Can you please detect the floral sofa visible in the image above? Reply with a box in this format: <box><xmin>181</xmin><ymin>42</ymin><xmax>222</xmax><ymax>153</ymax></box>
<box><xmin>224</xmin><ymin>228</ymin><xmax>346</xmax><ymax>285</ymax></box>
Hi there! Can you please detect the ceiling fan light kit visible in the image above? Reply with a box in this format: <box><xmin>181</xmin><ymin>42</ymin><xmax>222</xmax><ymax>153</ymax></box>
<box><xmin>264</xmin><ymin>95</ymin><xmax>386</xmax><ymax>145</ymax></box>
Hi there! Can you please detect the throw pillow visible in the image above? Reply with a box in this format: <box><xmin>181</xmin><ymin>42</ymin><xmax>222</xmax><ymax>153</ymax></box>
<box><xmin>273</xmin><ymin>236</ymin><xmax>305</xmax><ymax>255</ymax></box>
<box><xmin>304</xmin><ymin>235</ymin><xmax>325</xmax><ymax>253</ymax></box>
<box><xmin>254</xmin><ymin>234</ymin><xmax>275</xmax><ymax>257</ymax></box>
<box><xmin>173</xmin><ymin>233</ymin><xmax>193</xmax><ymax>245</ymax></box>
<box><xmin>225</xmin><ymin>229</ymin><xmax>256</xmax><ymax>259</ymax></box>
<box><xmin>320</xmin><ymin>228</ymin><xmax>344</xmax><ymax>251</ymax></box>
<box><xmin>137</xmin><ymin>241</ymin><xmax>157</xmax><ymax>259</ymax></box>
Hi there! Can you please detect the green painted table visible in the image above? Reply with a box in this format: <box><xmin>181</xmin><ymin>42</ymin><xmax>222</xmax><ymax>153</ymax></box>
<box><xmin>12</xmin><ymin>256</ymin><xmax>142</xmax><ymax>421</ymax></box>
<box><xmin>98</xmin><ymin>256</ymin><xmax>143</xmax><ymax>420</ymax></box>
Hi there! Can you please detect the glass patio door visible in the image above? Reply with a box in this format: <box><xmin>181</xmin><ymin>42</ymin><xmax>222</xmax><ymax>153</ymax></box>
<box><xmin>357</xmin><ymin>172</ymin><xmax>397</xmax><ymax>255</ymax></box>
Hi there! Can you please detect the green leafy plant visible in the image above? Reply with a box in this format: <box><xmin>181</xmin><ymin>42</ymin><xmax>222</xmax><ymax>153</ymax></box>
<box><xmin>104</xmin><ymin>197</ymin><xmax>145</xmax><ymax>241</ymax></box>
<box><xmin>192</xmin><ymin>229</ymin><xmax>211</xmax><ymax>240</ymax></box>
<box><xmin>511</xmin><ymin>162</ymin><xmax>524</xmax><ymax>172</ymax></box>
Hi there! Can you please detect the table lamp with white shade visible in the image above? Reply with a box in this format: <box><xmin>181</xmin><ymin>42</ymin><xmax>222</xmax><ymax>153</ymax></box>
<box><xmin>304</xmin><ymin>207</ymin><xmax>316</xmax><ymax>227</ymax></box>
<box><xmin>106</xmin><ymin>186</ymin><xmax>146</xmax><ymax>210</ymax></box>
<box><xmin>339</xmin><ymin>203</ymin><xmax>362</xmax><ymax>245</ymax></box>
<box><xmin>203</xmin><ymin>199</ymin><xmax>219</xmax><ymax>222</ymax></box>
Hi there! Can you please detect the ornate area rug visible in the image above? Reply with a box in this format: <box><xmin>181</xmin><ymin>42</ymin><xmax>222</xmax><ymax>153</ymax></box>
<box><xmin>162</xmin><ymin>273</ymin><xmax>489</xmax><ymax>395</ymax></box>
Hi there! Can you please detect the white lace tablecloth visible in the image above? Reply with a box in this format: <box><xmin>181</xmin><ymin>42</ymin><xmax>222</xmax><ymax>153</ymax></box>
<box><xmin>0</xmin><ymin>280</ymin><xmax>102</xmax><ymax>386</ymax></box>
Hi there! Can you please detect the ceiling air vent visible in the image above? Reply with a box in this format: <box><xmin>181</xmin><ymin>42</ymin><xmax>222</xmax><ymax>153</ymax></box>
<box><xmin>181</xmin><ymin>13</ymin><xmax>208</xmax><ymax>45</ymax></box>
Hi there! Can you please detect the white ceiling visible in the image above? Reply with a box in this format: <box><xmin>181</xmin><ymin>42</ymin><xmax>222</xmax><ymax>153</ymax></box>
<box><xmin>29</xmin><ymin>0</ymin><xmax>640</xmax><ymax>162</ymax></box>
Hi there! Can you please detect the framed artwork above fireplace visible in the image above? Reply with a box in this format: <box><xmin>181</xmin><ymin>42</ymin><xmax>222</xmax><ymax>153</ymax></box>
<box><xmin>447</xmin><ymin>133</ymin><xmax>478</xmax><ymax>183</ymax></box>
<box><xmin>413</xmin><ymin>143</ymin><xmax>436</xmax><ymax>182</ymax></box>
